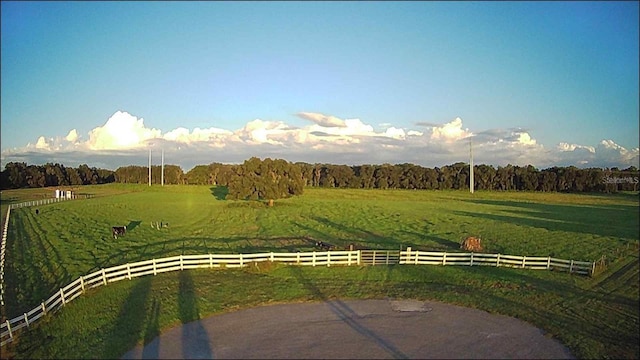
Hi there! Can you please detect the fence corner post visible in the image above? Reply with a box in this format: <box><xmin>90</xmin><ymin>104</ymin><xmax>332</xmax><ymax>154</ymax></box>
<box><xmin>405</xmin><ymin>247</ymin><xmax>411</xmax><ymax>264</ymax></box>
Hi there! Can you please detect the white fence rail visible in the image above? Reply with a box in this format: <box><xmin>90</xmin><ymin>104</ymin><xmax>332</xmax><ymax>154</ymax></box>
<box><xmin>1</xmin><ymin>196</ymin><xmax>93</xmax><ymax>309</ymax></box>
<box><xmin>400</xmin><ymin>247</ymin><xmax>593</xmax><ymax>275</ymax></box>
<box><xmin>0</xmin><ymin>249</ymin><xmax>593</xmax><ymax>346</ymax></box>
<box><xmin>0</xmin><ymin>208</ymin><xmax>10</xmax><ymax>307</ymax></box>
<box><xmin>7</xmin><ymin>196</ymin><xmax>89</xmax><ymax>210</ymax></box>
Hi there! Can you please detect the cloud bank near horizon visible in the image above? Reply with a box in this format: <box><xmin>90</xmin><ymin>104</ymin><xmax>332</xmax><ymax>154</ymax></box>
<box><xmin>2</xmin><ymin>111</ymin><xmax>638</xmax><ymax>171</ymax></box>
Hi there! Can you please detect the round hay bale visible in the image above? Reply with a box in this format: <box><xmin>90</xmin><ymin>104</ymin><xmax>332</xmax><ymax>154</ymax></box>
<box><xmin>461</xmin><ymin>236</ymin><xmax>483</xmax><ymax>252</ymax></box>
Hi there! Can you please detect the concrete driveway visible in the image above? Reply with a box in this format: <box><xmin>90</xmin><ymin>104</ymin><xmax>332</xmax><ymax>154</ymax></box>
<box><xmin>122</xmin><ymin>298</ymin><xmax>574</xmax><ymax>359</ymax></box>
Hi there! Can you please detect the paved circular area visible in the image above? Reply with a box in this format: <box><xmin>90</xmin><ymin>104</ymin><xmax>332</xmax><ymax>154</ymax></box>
<box><xmin>122</xmin><ymin>299</ymin><xmax>574</xmax><ymax>359</ymax></box>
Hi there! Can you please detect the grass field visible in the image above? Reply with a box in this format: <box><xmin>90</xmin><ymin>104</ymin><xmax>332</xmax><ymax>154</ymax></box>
<box><xmin>1</xmin><ymin>184</ymin><xmax>638</xmax><ymax>358</ymax></box>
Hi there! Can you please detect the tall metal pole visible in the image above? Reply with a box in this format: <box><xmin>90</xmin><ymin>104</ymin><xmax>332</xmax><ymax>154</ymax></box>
<box><xmin>161</xmin><ymin>149</ymin><xmax>164</xmax><ymax>186</ymax></box>
<box><xmin>470</xmin><ymin>139</ymin><xmax>474</xmax><ymax>194</ymax></box>
<box><xmin>148</xmin><ymin>148</ymin><xmax>152</xmax><ymax>187</ymax></box>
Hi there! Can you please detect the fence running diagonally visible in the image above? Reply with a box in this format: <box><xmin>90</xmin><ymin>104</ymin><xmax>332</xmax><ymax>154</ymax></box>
<box><xmin>0</xmin><ymin>197</ymin><xmax>84</xmax><ymax>310</ymax></box>
<box><xmin>0</xmin><ymin>248</ymin><xmax>593</xmax><ymax>347</ymax></box>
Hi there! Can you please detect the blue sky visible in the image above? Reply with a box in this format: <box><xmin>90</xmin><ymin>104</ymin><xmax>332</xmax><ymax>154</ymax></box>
<box><xmin>1</xmin><ymin>1</ymin><xmax>638</xmax><ymax>171</ymax></box>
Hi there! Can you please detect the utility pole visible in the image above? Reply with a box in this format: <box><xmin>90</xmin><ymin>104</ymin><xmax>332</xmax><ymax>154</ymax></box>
<box><xmin>148</xmin><ymin>148</ymin><xmax>152</xmax><ymax>187</ymax></box>
<box><xmin>470</xmin><ymin>139</ymin><xmax>474</xmax><ymax>194</ymax></box>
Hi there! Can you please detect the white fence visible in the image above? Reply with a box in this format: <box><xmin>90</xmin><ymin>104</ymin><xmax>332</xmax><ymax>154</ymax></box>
<box><xmin>0</xmin><ymin>249</ymin><xmax>594</xmax><ymax>346</ymax></box>
<box><xmin>0</xmin><ymin>208</ymin><xmax>10</xmax><ymax>307</ymax></box>
<box><xmin>400</xmin><ymin>247</ymin><xmax>593</xmax><ymax>275</ymax></box>
<box><xmin>0</xmin><ymin>196</ymin><xmax>91</xmax><ymax>309</ymax></box>
<box><xmin>7</xmin><ymin>195</ymin><xmax>90</xmax><ymax>210</ymax></box>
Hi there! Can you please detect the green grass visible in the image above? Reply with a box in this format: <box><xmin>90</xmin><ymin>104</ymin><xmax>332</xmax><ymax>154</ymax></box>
<box><xmin>1</xmin><ymin>184</ymin><xmax>638</xmax><ymax>358</ymax></box>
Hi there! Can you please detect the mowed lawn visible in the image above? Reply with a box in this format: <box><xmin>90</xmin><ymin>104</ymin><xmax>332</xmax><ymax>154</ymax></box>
<box><xmin>1</xmin><ymin>184</ymin><xmax>638</xmax><ymax>359</ymax></box>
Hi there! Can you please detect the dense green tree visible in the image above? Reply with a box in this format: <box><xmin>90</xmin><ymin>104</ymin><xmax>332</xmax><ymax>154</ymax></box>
<box><xmin>225</xmin><ymin>157</ymin><xmax>304</xmax><ymax>201</ymax></box>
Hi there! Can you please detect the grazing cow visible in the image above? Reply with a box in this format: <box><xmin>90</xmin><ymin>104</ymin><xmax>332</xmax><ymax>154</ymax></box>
<box><xmin>112</xmin><ymin>226</ymin><xmax>127</xmax><ymax>239</ymax></box>
<box><xmin>315</xmin><ymin>241</ymin><xmax>335</xmax><ymax>251</ymax></box>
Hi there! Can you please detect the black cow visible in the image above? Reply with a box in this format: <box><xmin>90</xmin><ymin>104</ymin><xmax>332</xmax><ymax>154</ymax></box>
<box><xmin>112</xmin><ymin>226</ymin><xmax>127</xmax><ymax>239</ymax></box>
<box><xmin>315</xmin><ymin>241</ymin><xmax>335</xmax><ymax>251</ymax></box>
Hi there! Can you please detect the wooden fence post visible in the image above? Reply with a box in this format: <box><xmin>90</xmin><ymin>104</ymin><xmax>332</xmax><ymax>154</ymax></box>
<box><xmin>357</xmin><ymin>250</ymin><xmax>361</xmax><ymax>266</ymax></box>
<box><xmin>591</xmin><ymin>261</ymin><xmax>596</xmax><ymax>276</ymax></box>
<box><xmin>41</xmin><ymin>302</ymin><xmax>46</xmax><ymax>315</ymax></box>
<box><xmin>270</xmin><ymin>252</ymin><xmax>274</xmax><ymax>262</ymax></box>
<box><xmin>496</xmin><ymin>254</ymin><xmax>501</xmax><ymax>267</ymax></box>
<box><xmin>312</xmin><ymin>252</ymin><xmax>316</xmax><ymax>267</ymax></box>
<box><xmin>102</xmin><ymin>269</ymin><xmax>107</xmax><ymax>285</ymax></box>
<box><xmin>80</xmin><ymin>276</ymin><xmax>85</xmax><ymax>292</ymax></box>
<box><xmin>209</xmin><ymin>254</ymin><xmax>213</xmax><ymax>268</ymax></box>
<box><xmin>6</xmin><ymin>320</ymin><xmax>12</xmax><ymax>340</ymax></box>
<box><xmin>522</xmin><ymin>256</ymin><xmax>526</xmax><ymax>268</ymax></box>
<box><xmin>24</xmin><ymin>313</ymin><xmax>29</xmax><ymax>328</ymax></box>
<box><xmin>470</xmin><ymin>252</ymin><xmax>474</xmax><ymax>266</ymax></box>
<box><xmin>442</xmin><ymin>252</ymin><xmax>447</xmax><ymax>266</ymax></box>
<box><xmin>327</xmin><ymin>251</ymin><xmax>331</xmax><ymax>267</ymax></box>
<box><xmin>372</xmin><ymin>250</ymin><xmax>377</xmax><ymax>266</ymax></box>
<box><xmin>127</xmin><ymin>263</ymin><xmax>131</xmax><ymax>280</ymax></box>
<box><xmin>153</xmin><ymin>259</ymin><xmax>157</xmax><ymax>275</ymax></box>
<box><xmin>297</xmin><ymin>252</ymin><xmax>301</xmax><ymax>265</ymax></box>
<box><xmin>60</xmin><ymin>288</ymin><xmax>65</xmax><ymax>306</ymax></box>
<box><xmin>547</xmin><ymin>256</ymin><xmax>551</xmax><ymax>270</ymax></box>
<box><xmin>405</xmin><ymin>247</ymin><xmax>411</xmax><ymax>264</ymax></box>
<box><xmin>180</xmin><ymin>255</ymin><xmax>184</xmax><ymax>270</ymax></box>
<box><xmin>569</xmin><ymin>260</ymin><xmax>574</xmax><ymax>274</ymax></box>
<box><xmin>239</xmin><ymin>253</ymin><xmax>244</xmax><ymax>267</ymax></box>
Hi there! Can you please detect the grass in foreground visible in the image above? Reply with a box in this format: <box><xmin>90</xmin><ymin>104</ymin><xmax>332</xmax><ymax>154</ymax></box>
<box><xmin>4</xmin><ymin>251</ymin><xmax>638</xmax><ymax>359</ymax></box>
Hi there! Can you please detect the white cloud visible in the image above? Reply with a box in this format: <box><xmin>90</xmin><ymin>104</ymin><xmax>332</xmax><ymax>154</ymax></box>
<box><xmin>297</xmin><ymin>112</ymin><xmax>347</xmax><ymax>127</ymax></box>
<box><xmin>2</xmin><ymin>111</ymin><xmax>638</xmax><ymax>171</ymax></box>
<box><xmin>87</xmin><ymin>110</ymin><xmax>162</xmax><ymax>150</ymax></box>
<box><xmin>163</xmin><ymin>126</ymin><xmax>232</xmax><ymax>144</ymax></box>
<box><xmin>515</xmin><ymin>132</ymin><xmax>536</xmax><ymax>146</ymax></box>
<box><xmin>65</xmin><ymin>129</ymin><xmax>79</xmax><ymax>143</ymax></box>
<box><xmin>35</xmin><ymin>136</ymin><xmax>50</xmax><ymax>150</ymax></box>
<box><xmin>557</xmin><ymin>142</ymin><xmax>595</xmax><ymax>153</ymax></box>
<box><xmin>430</xmin><ymin>117</ymin><xmax>472</xmax><ymax>142</ymax></box>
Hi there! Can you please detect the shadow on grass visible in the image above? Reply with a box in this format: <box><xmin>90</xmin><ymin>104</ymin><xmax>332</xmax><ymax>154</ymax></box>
<box><xmin>289</xmin><ymin>266</ymin><xmax>408</xmax><ymax>359</ymax></box>
<box><xmin>210</xmin><ymin>186</ymin><xmax>229</xmax><ymax>200</ymax></box>
<box><xmin>127</xmin><ymin>220</ymin><xmax>142</xmax><ymax>231</ymax></box>
<box><xmin>89</xmin><ymin>235</ymin><xmax>327</xmax><ymax>275</ymax></box>
<box><xmin>4</xmin><ymin>209</ymin><xmax>72</xmax><ymax>318</ymax></box>
<box><xmin>178</xmin><ymin>270</ymin><xmax>213</xmax><ymax>358</ymax></box>
<box><xmin>456</xmin><ymin>199</ymin><xmax>638</xmax><ymax>239</ymax></box>
<box><xmin>103</xmin><ymin>276</ymin><xmax>153</xmax><ymax>359</ymax></box>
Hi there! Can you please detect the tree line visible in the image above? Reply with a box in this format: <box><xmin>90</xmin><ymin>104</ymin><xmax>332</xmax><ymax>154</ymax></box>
<box><xmin>0</xmin><ymin>162</ymin><xmax>115</xmax><ymax>189</ymax></box>
<box><xmin>1</xmin><ymin>159</ymin><xmax>638</xmax><ymax>194</ymax></box>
